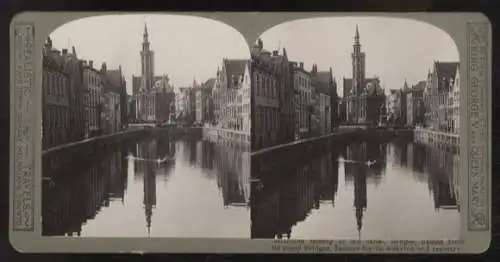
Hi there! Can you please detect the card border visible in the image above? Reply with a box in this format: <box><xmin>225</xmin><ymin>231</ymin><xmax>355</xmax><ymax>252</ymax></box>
<box><xmin>8</xmin><ymin>12</ymin><xmax>492</xmax><ymax>254</ymax></box>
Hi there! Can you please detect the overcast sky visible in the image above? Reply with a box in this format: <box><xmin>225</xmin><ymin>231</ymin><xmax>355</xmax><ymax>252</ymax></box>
<box><xmin>49</xmin><ymin>15</ymin><xmax>459</xmax><ymax>97</ymax></box>
<box><xmin>258</xmin><ymin>16</ymin><xmax>459</xmax><ymax>96</ymax></box>
<box><xmin>49</xmin><ymin>14</ymin><xmax>250</xmax><ymax>95</ymax></box>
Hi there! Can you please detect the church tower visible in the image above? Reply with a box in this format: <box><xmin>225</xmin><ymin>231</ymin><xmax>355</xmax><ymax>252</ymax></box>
<box><xmin>141</xmin><ymin>22</ymin><xmax>155</xmax><ymax>91</ymax></box>
<box><xmin>351</xmin><ymin>25</ymin><xmax>366</xmax><ymax>122</ymax></box>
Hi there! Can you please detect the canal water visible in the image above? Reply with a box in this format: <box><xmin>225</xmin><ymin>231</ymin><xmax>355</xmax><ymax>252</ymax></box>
<box><xmin>42</xmin><ymin>134</ymin><xmax>251</xmax><ymax>238</ymax></box>
<box><xmin>251</xmin><ymin>139</ymin><xmax>461</xmax><ymax>240</ymax></box>
<box><xmin>43</xmin><ymin>134</ymin><xmax>460</xmax><ymax>240</ymax></box>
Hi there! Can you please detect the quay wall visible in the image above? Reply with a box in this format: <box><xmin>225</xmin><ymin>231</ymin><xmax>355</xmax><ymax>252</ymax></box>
<box><xmin>202</xmin><ymin>127</ymin><xmax>251</xmax><ymax>151</ymax></box>
<box><xmin>413</xmin><ymin>128</ymin><xmax>460</xmax><ymax>153</ymax></box>
<box><xmin>43</xmin><ymin>126</ymin><xmax>202</xmax><ymax>177</ymax></box>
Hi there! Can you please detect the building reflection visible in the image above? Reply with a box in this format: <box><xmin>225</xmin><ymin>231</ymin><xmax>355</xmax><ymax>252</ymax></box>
<box><xmin>42</xmin><ymin>135</ymin><xmax>260</xmax><ymax>237</ymax></box>
<box><xmin>390</xmin><ymin>141</ymin><xmax>460</xmax><ymax>211</ymax></box>
<box><xmin>250</xmin><ymin>147</ymin><xmax>340</xmax><ymax>239</ymax></box>
<box><xmin>200</xmin><ymin>141</ymin><xmax>215</xmax><ymax>170</ymax></box>
<box><xmin>213</xmin><ymin>143</ymin><xmax>250</xmax><ymax>208</ymax></box>
<box><xmin>42</xmin><ymin>134</ymin><xmax>179</xmax><ymax>236</ymax></box>
<box><xmin>42</xmin><ymin>147</ymin><xmax>128</xmax><ymax>236</ymax></box>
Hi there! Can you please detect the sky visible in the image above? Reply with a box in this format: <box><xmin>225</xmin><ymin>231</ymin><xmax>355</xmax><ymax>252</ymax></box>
<box><xmin>49</xmin><ymin>14</ymin><xmax>250</xmax><ymax>95</ymax></box>
<box><xmin>258</xmin><ymin>16</ymin><xmax>460</xmax><ymax>96</ymax></box>
<box><xmin>49</xmin><ymin>15</ymin><xmax>459</xmax><ymax>97</ymax></box>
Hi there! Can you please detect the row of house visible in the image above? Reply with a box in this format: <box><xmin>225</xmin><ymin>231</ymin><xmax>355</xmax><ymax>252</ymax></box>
<box><xmin>385</xmin><ymin>61</ymin><xmax>460</xmax><ymax>135</ymax></box>
<box><xmin>251</xmin><ymin>39</ymin><xmax>340</xmax><ymax>151</ymax></box>
<box><xmin>174</xmin><ymin>79</ymin><xmax>215</xmax><ymax>125</ymax></box>
<box><xmin>42</xmin><ymin>37</ymin><xmax>128</xmax><ymax>150</ymax></box>
<box><xmin>185</xmin><ymin>39</ymin><xmax>341</xmax><ymax>151</ymax></box>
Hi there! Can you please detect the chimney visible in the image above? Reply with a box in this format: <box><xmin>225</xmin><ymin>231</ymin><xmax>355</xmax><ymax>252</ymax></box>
<box><xmin>62</xmin><ymin>48</ymin><xmax>68</xmax><ymax>55</ymax></box>
<box><xmin>300</xmin><ymin>62</ymin><xmax>304</xmax><ymax>69</ymax></box>
<box><xmin>82</xmin><ymin>60</ymin><xmax>87</xmax><ymax>66</ymax></box>
<box><xmin>101</xmin><ymin>62</ymin><xmax>107</xmax><ymax>72</ymax></box>
<box><xmin>272</xmin><ymin>50</ymin><xmax>278</xmax><ymax>56</ymax></box>
<box><xmin>89</xmin><ymin>60</ymin><xmax>94</xmax><ymax>68</ymax></box>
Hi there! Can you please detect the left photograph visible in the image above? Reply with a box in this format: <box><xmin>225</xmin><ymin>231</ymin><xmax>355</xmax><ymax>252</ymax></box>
<box><xmin>41</xmin><ymin>14</ymin><xmax>252</xmax><ymax>238</ymax></box>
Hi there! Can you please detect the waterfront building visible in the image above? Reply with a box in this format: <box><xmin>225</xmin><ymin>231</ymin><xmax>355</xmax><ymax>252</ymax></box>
<box><xmin>42</xmin><ymin>39</ymin><xmax>71</xmax><ymax>149</ymax></box>
<box><xmin>251</xmin><ymin>39</ymin><xmax>293</xmax><ymax>150</ymax></box>
<box><xmin>152</xmin><ymin>75</ymin><xmax>176</xmax><ymax>122</ymax></box>
<box><xmin>291</xmin><ymin>62</ymin><xmax>312</xmax><ymax>139</ymax></box>
<box><xmin>213</xmin><ymin>58</ymin><xmax>251</xmax><ymax>144</ymax></box>
<box><xmin>195</xmin><ymin>79</ymin><xmax>215</xmax><ymax>124</ymax></box>
<box><xmin>392</xmin><ymin>82</ymin><xmax>410</xmax><ymax>127</ymax></box>
<box><xmin>212</xmin><ymin>71</ymin><xmax>222</xmax><ymax>125</ymax></box>
<box><xmin>82</xmin><ymin>60</ymin><xmax>103</xmax><ymax>138</ymax></box>
<box><xmin>273</xmin><ymin>49</ymin><xmax>295</xmax><ymax>145</ymax></box>
<box><xmin>405</xmin><ymin>80</ymin><xmax>426</xmax><ymax>127</ymax></box>
<box><xmin>310</xmin><ymin>64</ymin><xmax>339</xmax><ymax>135</ymax></box>
<box><xmin>188</xmin><ymin>81</ymin><xmax>198</xmax><ymax>124</ymax></box>
<box><xmin>63</xmin><ymin>47</ymin><xmax>86</xmax><ymax>143</ymax></box>
<box><xmin>176</xmin><ymin>86</ymin><xmax>196</xmax><ymax>124</ymax></box>
<box><xmin>449</xmin><ymin>65</ymin><xmax>460</xmax><ymax>134</ymax></box>
<box><xmin>175</xmin><ymin>87</ymin><xmax>187</xmax><ymax>121</ymax></box>
<box><xmin>423</xmin><ymin>61</ymin><xmax>459</xmax><ymax>132</ymax></box>
<box><xmin>100</xmin><ymin>62</ymin><xmax>127</xmax><ymax>134</ymax></box>
<box><xmin>342</xmin><ymin>26</ymin><xmax>385</xmax><ymax>125</ymax></box>
<box><xmin>42</xmin><ymin>38</ymin><xmax>88</xmax><ymax>149</ymax></box>
<box><xmin>132</xmin><ymin>23</ymin><xmax>173</xmax><ymax>122</ymax></box>
<box><xmin>385</xmin><ymin>89</ymin><xmax>398</xmax><ymax>124</ymax></box>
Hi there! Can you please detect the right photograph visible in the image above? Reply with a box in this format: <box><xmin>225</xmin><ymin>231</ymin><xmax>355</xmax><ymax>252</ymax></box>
<box><xmin>250</xmin><ymin>17</ymin><xmax>461</xmax><ymax>240</ymax></box>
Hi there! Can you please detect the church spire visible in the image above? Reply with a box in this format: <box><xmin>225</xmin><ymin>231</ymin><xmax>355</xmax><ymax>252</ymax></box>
<box><xmin>353</xmin><ymin>25</ymin><xmax>361</xmax><ymax>54</ymax></box>
<box><xmin>143</xmin><ymin>22</ymin><xmax>149</xmax><ymax>43</ymax></box>
<box><xmin>355</xmin><ymin>24</ymin><xmax>360</xmax><ymax>45</ymax></box>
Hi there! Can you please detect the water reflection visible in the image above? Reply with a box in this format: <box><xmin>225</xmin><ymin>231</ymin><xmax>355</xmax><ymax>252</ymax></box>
<box><xmin>251</xmin><ymin>140</ymin><xmax>460</xmax><ymax>240</ymax></box>
<box><xmin>42</xmin><ymin>135</ymin><xmax>250</xmax><ymax>238</ymax></box>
